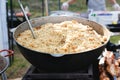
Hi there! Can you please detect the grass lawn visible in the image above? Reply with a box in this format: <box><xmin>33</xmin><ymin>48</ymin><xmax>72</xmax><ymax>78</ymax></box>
<box><xmin>6</xmin><ymin>45</ymin><xmax>30</xmax><ymax>79</ymax></box>
<box><xmin>110</xmin><ymin>35</ymin><xmax>120</xmax><ymax>43</ymax></box>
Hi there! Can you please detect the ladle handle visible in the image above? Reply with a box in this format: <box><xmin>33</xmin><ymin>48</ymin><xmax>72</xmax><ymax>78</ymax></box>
<box><xmin>18</xmin><ymin>0</ymin><xmax>36</xmax><ymax>39</ymax></box>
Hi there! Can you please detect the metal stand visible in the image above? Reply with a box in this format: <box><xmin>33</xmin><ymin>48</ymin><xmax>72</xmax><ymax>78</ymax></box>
<box><xmin>1</xmin><ymin>72</ymin><xmax>7</xmax><ymax>80</ymax></box>
<box><xmin>6</xmin><ymin>0</ymin><xmax>14</xmax><ymax>66</ymax></box>
<box><xmin>22</xmin><ymin>64</ymin><xmax>98</xmax><ymax>80</ymax></box>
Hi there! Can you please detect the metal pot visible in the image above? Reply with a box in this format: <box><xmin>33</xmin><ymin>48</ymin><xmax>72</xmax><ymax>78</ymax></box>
<box><xmin>50</xmin><ymin>10</ymin><xmax>80</xmax><ymax>18</ymax></box>
<box><xmin>0</xmin><ymin>49</ymin><xmax>13</xmax><ymax>74</ymax></box>
<box><xmin>13</xmin><ymin>16</ymin><xmax>110</xmax><ymax>72</ymax></box>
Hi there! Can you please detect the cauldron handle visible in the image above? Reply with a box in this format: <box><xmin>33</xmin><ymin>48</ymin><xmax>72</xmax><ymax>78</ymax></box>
<box><xmin>0</xmin><ymin>49</ymin><xmax>14</xmax><ymax>57</ymax></box>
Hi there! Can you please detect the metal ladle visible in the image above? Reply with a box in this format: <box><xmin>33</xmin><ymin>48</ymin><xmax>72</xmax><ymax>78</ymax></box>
<box><xmin>18</xmin><ymin>0</ymin><xmax>36</xmax><ymax>39</ymax></box>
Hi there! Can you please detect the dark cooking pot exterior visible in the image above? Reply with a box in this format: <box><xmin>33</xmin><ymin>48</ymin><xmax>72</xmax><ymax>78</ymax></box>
<box><xmin>17</xmin><ymin>43</ymin><xmax>105</xmax><ymax>72</ymax></box>
<box><xmin>13</xmin><ymin>16</ymin><xmax>110</xmax><ymax>72</ymax></box>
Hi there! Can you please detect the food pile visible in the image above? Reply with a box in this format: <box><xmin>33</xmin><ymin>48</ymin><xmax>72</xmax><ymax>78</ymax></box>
<box><xmin>99</xmin><ymin>49</ymin><xmax>120</xmax><ymax>80</ymax></box>
<box><xmin>16</xmin><ymin>20</ymin><xmax>107</xmax><ymax>54</ymax></box>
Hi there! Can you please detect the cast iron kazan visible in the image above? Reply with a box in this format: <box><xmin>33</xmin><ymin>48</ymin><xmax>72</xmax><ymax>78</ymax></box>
<box><xmin>13</xmin><ymin>16</ymin><xmax>110</xmax><ymax>72</ymax></box>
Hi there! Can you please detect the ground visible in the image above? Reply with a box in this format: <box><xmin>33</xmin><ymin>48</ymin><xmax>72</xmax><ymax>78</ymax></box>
<box><xmin>5</xmin><ymin>45</ymin><xmax>30</xmax><ymax>80</ymax></box>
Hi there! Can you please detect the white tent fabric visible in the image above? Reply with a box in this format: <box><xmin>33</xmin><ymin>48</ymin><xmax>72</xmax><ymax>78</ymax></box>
<box><xmin>0</xmin><ymin>0</ymin><xmax>9</xmax><ymax>61</ymax></box>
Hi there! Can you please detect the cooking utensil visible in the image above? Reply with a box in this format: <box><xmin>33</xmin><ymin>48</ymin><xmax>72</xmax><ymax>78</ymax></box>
<box><xmin>13</xmin><ymin>16</ymin><xmax>110</xmax><ymax>72</ymax></box>
<box><xmin>18</xmin><ymin>0</ymin><xmax>36</xmax><ymax>39</ymax></box>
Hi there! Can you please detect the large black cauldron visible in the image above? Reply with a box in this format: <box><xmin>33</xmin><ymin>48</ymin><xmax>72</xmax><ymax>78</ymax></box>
<box><xmin>13</xmin><ymin>16</ymin><xmax>110</xmax><ymax>72</ymax></box>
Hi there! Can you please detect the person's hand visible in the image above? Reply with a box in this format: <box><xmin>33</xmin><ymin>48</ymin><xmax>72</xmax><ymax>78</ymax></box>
<box><xmin>112</xmin><ymin>3</ymin><xmax>120</xmax><ymax>11</ymax></box>
<box><xmin>61</xmin><ymin>2</ymin><xmax>69</xmax><ymax>11</ymax></box>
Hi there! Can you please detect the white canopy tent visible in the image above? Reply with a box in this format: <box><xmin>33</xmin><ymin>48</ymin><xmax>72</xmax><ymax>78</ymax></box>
<box><xmin>0</xmin><ymin>0</ymin><xmax>9</xmax><ymax>79</ymax></box>
<box><xmin>0</xmin><ymin>0</ymin><xmax>9</xmax><ymax>60</ymax></box>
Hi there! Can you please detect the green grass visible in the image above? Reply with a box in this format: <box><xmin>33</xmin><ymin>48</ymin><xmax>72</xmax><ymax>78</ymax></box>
<box><xmin>6</xmin><ymin>45</ymin><xmax>30</xmax><ymax>79</ymax></box>
<box><xmin>110</xmin><ymin>35</ymin><xmax>120</xmax><ymax>44</ymax></box>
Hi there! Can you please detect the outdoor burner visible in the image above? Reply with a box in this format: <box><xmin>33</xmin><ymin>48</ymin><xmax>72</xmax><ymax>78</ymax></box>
<box><xmin>22</xmin><ymin>62</ymin><xmax>99</xmax><ymax>80</ymax></box>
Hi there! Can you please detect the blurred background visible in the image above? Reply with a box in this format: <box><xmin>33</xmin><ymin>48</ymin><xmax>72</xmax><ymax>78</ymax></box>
<box><xmin>8</xmin><ymin>0</ymin><xmax>120</xmax><ymax>18</ymax></box>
